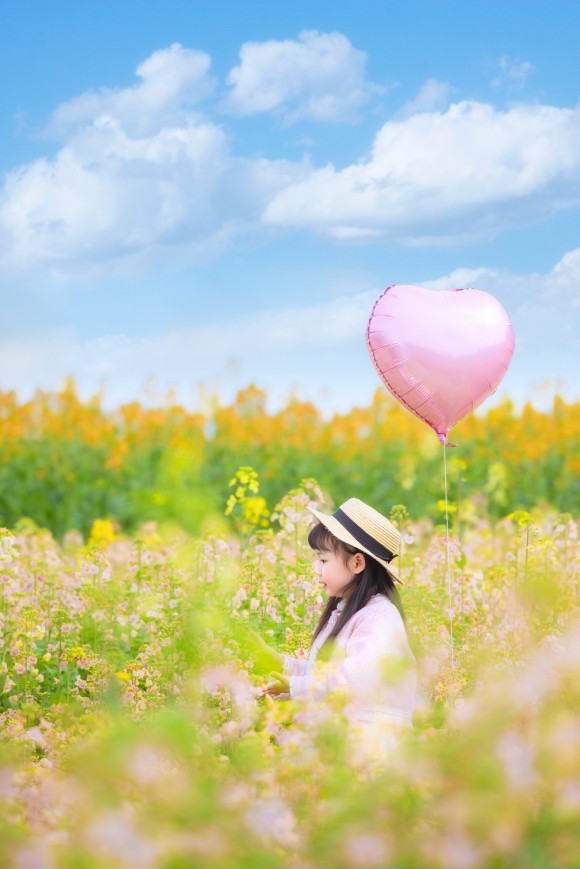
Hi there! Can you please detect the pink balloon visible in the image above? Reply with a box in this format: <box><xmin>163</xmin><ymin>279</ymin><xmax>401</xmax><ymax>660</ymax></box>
<box><xmin>366</xmin><ymin>285</ymin><xmax>515</xmax><ymax>446</ymax></box>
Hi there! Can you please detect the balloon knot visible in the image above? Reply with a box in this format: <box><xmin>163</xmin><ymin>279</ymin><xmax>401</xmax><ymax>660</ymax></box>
<box><xmin>437</xmin><ymin>432</ymin><xmax>458</xmax><ymax>448</ymax></box>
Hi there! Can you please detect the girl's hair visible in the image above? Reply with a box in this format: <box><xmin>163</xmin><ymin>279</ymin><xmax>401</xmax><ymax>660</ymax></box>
<box><xmin>308</xmin><ymin>522</ymin><xmax>408</xmax><ymax>650</ymax></box>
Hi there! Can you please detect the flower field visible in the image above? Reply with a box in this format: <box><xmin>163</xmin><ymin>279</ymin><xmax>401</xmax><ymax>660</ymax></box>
<box><xmin>0</xmin><ymin>385</ymin><xmax>579</xmax><ymax>866</ymax></box>
<box><xmin>0</xmin><ymin>459</ymin><xmax>579</xmax><ymax>867</ymax></box>
<box><xmin>1</xmin><ymin>381</ymin><xmax>579</xmax><ymax>537</ymax></box>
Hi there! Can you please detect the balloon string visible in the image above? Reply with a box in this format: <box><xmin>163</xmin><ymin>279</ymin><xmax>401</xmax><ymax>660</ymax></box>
<box><xmin>443</xmin><ymin>443</ymin><xmax>455</xmax><ymax>671</ymax></box>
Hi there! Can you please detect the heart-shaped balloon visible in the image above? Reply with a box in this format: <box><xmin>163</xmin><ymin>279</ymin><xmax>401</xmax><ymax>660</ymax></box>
<box><xmin>366</xmin><ymin>285</ymin><xmax>515</xmax><ymax>445</ymax></box>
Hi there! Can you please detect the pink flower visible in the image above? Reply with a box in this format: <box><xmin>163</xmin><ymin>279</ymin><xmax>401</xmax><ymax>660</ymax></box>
<box><xmin>345</xmin><ymin>833</ymin><xmax>390</xmax><ymax>868</ymax></box>
<box><xmin>85</xmin><ymin>810</ymin><xmax>156</xmax><ymax>867</ymax></box>
<box><xmin>245</xmin><ymin>798</ymin><xmax>300</xmax><ymax>848</ymax></box>
<box><xmin>23</xmin><ymin>726</ymin><xmax>47</xmax><ymax>749</ymax></box>
<box><xmin>429</xmin><ymin>830</ymin><xmax>482</xmax><ymax>869</ymax></box>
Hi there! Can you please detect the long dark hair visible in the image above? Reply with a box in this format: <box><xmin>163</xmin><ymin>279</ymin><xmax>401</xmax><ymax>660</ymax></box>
<box><xmin>308</xmin><ymin>522</ymin><xmax>408</xmax><ymax>650</ymax></box>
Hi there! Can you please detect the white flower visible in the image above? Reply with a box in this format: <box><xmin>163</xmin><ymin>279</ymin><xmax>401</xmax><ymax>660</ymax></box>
<box><xmin>0</xmin><ymin>529</ymin><xmax>17</xmax><ymax>566</ymax></box>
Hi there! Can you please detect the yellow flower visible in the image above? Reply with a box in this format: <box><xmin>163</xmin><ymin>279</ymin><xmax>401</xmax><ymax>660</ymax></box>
<box><xmin>242</xmin><ymin>496</ymin><xmax>269</xmax><ymax>527</ymax></box>
<box><xmin>508</xmin><ymin>510</ymin><xmax>534</xmax><ymax>528</ymax></box>
<box><xmin>88</xmin><ymin>518</ymin><xmax>116</xmax><ymax>547</ymax></box>
<box><xmin>116</xmin><ymin>671</ymin><xmax>131</xmax><ymax>681</ymax></box>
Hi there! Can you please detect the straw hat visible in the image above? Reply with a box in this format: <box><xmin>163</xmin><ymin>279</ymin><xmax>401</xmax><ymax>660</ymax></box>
<box><xmin>307</xmin><ymin>498</ymin><xmax>402</xmax><ymax>584</ymax></box>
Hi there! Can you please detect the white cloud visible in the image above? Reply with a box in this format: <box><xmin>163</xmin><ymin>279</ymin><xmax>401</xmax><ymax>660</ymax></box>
<box><xmin>3</xmin><ymin>248</ymin><xmax>580</xmax><ymax>414</ymax></box>
<box><xmin>225</xmin><ymin>30</ymin><xmax>375</xmax><ymax>122</ymax></box>
<box><xmin>1</xmin><ymin>43</ymin><xmax>580</xmax><ymax>278</ymax></box>
<box><xmin>425</xmin><ymin>245</ymin><xmax>580</xmax><ymax>304</ymax></box>
<box><xmin>0</xmin><ymin>45</ymin><xmax>308</xmax><ymax>277</ymax></box>
<box><xmin>397</xmin><ymin>78</ymin><xmax>451</xmax><ymax>119</ymax></box>
<box><xmin>0</xmin><ymin>289</ymin><xmax>379</xmax><ymax>413</ymax></box>
<box><xmin>49</xmin><ymin>43</ymin><xmax>216</xmax><ymax>136</ymax></box>
<box><xmin>263</xmin><ymin>99</ymin><xmax>580</xmax><ymax>244</ymax></box>
<box><xmin>491</xmin><ymin>55</ymin><xmax>534</xmax><ymax>89</ymax></box>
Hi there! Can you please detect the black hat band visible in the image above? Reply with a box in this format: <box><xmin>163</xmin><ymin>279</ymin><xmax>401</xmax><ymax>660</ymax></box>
<box><xmin>333</xmin><ymin>508</ymin><xmax>397</xmax><ymax>565</ymax></box>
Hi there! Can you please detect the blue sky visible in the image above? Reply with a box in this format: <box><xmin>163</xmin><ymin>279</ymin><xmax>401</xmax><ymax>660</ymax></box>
<box><xmin>1</xmin><ymin>0</ymin><xmax>579</xmax><ymax>416</ymax></box>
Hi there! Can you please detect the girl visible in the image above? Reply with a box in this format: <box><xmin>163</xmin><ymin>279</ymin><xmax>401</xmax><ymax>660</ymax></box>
<box><xmin>251</xmin><ymin>497</ymin><xmax>417</xmax><ymax>764</ymax></box>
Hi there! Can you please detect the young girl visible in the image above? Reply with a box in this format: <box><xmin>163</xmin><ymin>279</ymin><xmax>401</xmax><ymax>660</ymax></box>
<box><xmin>252</xmin><ymin>497</ymin><xmax>417</xmax><ymax>764</ymax></box>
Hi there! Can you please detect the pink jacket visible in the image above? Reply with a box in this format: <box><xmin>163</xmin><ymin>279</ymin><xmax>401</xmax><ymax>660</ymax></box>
<box><xmin>283</xmin><ymin>593</ymin><xmax>416</xmax><ymax>726</ymax></box>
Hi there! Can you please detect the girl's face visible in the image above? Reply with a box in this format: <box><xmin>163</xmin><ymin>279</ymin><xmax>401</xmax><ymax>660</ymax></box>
<box><xmin>313</xmin><ymin>548</ymin><xmax>365</xmax><ymax>598</ymax></box>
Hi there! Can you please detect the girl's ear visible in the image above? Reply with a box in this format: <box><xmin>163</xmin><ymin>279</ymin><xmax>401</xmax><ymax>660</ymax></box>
<box><xmin>351</xmin><ymin>552</ymin><xmax>366</xmax><ymax>575</ymax></box>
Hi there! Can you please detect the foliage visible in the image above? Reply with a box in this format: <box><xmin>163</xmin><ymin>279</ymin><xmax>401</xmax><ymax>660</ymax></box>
<box><xmin>0</xmin><ymin>381</ymin><xmax>579</xmax><ymax>536</ymax></box>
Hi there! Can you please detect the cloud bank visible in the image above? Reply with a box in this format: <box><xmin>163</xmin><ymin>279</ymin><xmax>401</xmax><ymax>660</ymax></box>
<box><xmin>2</xmin><ymin>248</ymin><xmax>578</xmax><ymax>413</ymax></box>
<box><xmin>264</xmin><ymin>100</ymin><xmax>580</xmax><ymax>243</ymax></box>
<box><xmin>1</xmin><ymin>38</ymin><xmax>580</xmax><ymax>278</ymax></box>
<box><xmin>0</xmin><ymin>43</ymin><xmax>307</xmax><ymax>277</ymax></box>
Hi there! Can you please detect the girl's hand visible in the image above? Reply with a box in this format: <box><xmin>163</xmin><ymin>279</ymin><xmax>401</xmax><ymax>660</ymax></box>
<box><xmin>261</xmin><ymin>671</ymin><xmax>290</xmax><ymax>696</ymax></box>
<box><xmin>246</xmin><ymin>629</ymin><xmax>284</xmax><ymax>675</ymax></box>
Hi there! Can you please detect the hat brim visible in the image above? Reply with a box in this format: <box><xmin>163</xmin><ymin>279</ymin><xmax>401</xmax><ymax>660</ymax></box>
<box><xmin>307</xmin><ymin>505</ymin><xmax>402</xmax><ymax>585</ymax></box>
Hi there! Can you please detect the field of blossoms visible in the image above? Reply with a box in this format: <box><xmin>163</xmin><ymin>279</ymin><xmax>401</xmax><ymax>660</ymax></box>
<box><xmin>1</xmin><ymin>462</ymin><xmax>579</xmax><ymax>868</ymax></box>
<box><xmin>1</xmin><ymin>381</ymin><xmax>579</xmax><ymax>537</ymax></box>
